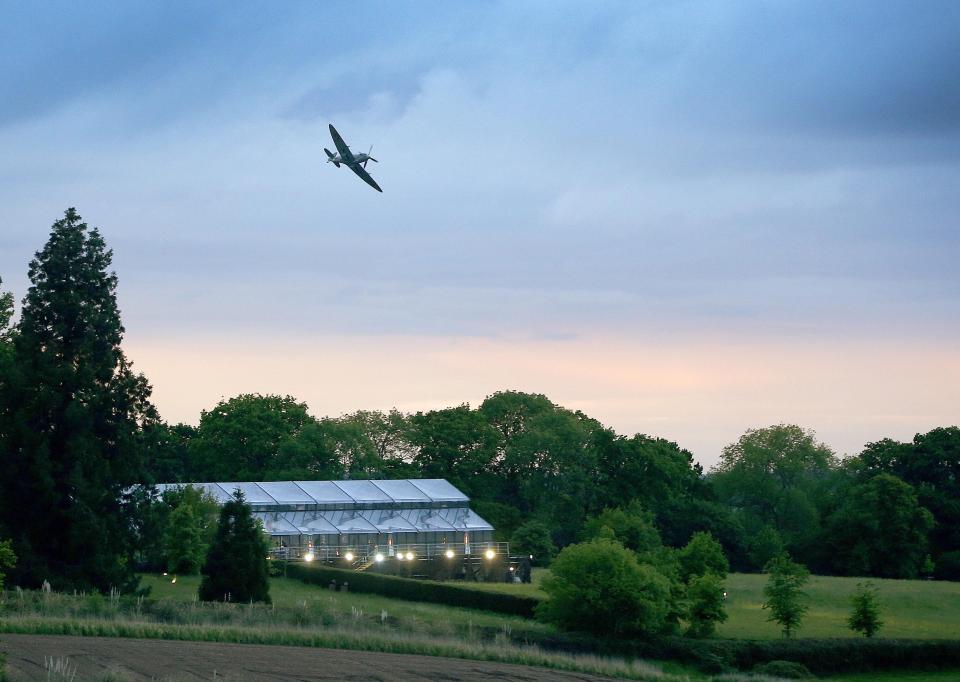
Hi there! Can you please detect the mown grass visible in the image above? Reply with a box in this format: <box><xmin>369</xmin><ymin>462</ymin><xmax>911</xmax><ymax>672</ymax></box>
<box><xmin>717</xmin><ymin>573</ymin><xmax>960</xmax><ymax>640</ymax></box>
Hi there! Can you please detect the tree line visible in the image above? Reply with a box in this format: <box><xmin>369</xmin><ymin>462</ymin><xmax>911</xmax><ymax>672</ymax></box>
<box><xmin>0</xmin><ymin>209</ymin><xmax>958</xmax><ymax>594</ymax></box>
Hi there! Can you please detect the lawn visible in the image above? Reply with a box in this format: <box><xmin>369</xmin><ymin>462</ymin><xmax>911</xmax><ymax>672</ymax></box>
<box><xmin>717</xmin><ymin>573</ymin><xmax>960</xmax><ymax>640</ymax></box>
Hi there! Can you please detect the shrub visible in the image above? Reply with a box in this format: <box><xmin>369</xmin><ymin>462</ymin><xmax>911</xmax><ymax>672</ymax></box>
<box><xmin>287</xmin><ymin>563</ymin><xmax>540</xmax><ymax>617</ymax></box>
<box><xmin>0</xmin><ymin>538</ymin><xmax>16</xmax><ymax>589</ymax></box>
<box><xmin>753</xmin><ymin>660</ymin><xmax>813</xmax><ymax>678</ymax></box>
<box><xmin>935</xmin><ymin>550</ymin><xmax>960</xmax><ymax>581</ymax></box>
<box><xmin>536</xmin><ymin>539</ymin><xmax>672</xmax><ymax>637</ymax></box>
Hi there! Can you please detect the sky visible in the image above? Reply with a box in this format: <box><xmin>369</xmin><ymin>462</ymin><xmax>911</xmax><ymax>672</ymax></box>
<box><xmin>1</xmin><ymin>1</ymin><xmax>958</xmax><ymax>468</ymax></box>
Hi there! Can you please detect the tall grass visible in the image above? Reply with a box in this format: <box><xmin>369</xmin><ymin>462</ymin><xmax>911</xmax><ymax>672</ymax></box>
<box><xmin>0</xmin><ymin>586</ymin><xmax>679</xmax><ymax>681</ymax></box>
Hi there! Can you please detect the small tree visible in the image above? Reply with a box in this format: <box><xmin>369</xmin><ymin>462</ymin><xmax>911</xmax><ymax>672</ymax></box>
<box><xmin>161</xmin><ymin>486</ymin><xmax>219</xmax><ymax>574</ymax></box>
<box><xmin>686</xmin><ymin>573</ymin><xmax>728</xmax><ymax>637</ymax></box>
<box><xmin>848</xmin><ymin>581</ymin><xmax>882</xmax><ymax>638</ymax></box>
<box><xmin>536</xmin><ymin>538</ymin><xmax>672</xmax><ymax>637</ymax></box>
<box><xmin>762</xmin><ymin>554</ymin><xmax>809</xmax><ymax>638</ymax></box>
<box><xmin>679</xmin><ymin>531</ymin><xmax>729</xmax><ymax>583</ymax></box>
<box><xmin>199</xmin><ymin>490</ymin><xmax>270</xmax><ymax>604</ymax></box>
<box><xmin>581</xmin><ymin>502</ymin><xmax>662</xmax><ymax>554</ymax></box>
<box><xmin>0</xmin><ymin>539</ymin><xmax>17</xmax><ymax>589</ymax></box>
<box><xmin>510</xmin><ymin>520</ymin><xmax>557</xmax><ymax>566</ymax></box>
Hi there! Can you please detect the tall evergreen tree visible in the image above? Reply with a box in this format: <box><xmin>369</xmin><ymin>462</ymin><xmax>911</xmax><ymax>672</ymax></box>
<box><xmin>0</xmin><ymin>208</ymin><xmax>155</xmax><ymax>591</ymax></box>
<box><xmin>199</xmin><ymin>490</ymin><xmax>271</xmax><ymax>604</ymax></box>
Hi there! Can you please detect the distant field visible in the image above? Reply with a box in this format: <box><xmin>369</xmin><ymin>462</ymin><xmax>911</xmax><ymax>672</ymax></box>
<box><xmin>718</xmin><ymin>573</ymin><xmax>960</xmax><ymax>640</ymax></box>
<box><xmin>419</xmin><ymin>569</ymin><xmax>960</xmax><ymax>640</ymax></box>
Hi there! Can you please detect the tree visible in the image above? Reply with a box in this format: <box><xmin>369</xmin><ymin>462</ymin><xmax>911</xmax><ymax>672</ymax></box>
<box><xmin>848</xmin><ymin>581</ymin><xmax>882</xmax><ymax>638</ymax></box>
<box><xmin>189</xmin><ymin>394</ymin><xmax>338</xmax><ymax>481</ymax></box>
<box><xmin>762</xmin><ymin>554</ymin><xmax>810</xmax><ymax>638</ymax></box>
<box><xmin>0</xmin><ymin>209</ymin><xmax>155</xmax><ymax>592</ymax></box>
<box><xmin>581</xmin><ymin>502</ymin><xmax>662</xmax><ymax>554</ymax></box>
<box><xmin>199</xmin><ymin>490</ymin><xmax>270</xmax><ymax>604</ymax></box>
<box><xmin>160</xmin><ymin>486</ymin><xmax>219</xmax><ymax>574</ymax></box>
<box><xmin>746</xmin><ymin>524</ymin><xmax>786</xmax><ymax>571</ymax></box>
<box><xmin>686</xmin><ymin>573</ymin><xmax>728</xmax><ymax>637</ymax></box>
<box><xmin>0</xmin><ymin>274</ymin><xmax>14</xmax><ymax>354</ymax></box>
<box><xmin>855</xmin><ymin>429</ymin><xmax>960</xmax><ymax>560</ymax></box>
<box><xmin>678</xmin><ymin>531</ymin><xmax>729</xmax><ymax>583</ymax></box>
<box><xmin>510</xmin><ymin>520</ymin><xmax>557</xmax><ymax>566</ymax></box>
<box><xmin>536</xmin><ymin>538</ymin><xmax>672</xmax><ymax>637</ymax></box>
<box><xmin>0</xmin><ymin>539</ymin><xmax>16</xmax><ymax>589</ymax></box>
<box><xmin>712</xmin><ymin>425</ymin><xmax>836</xmax><ymax>563</ymax></box>
<box><xmin>827</xmin><ymin>473</ymin><xmax>934</xmax><ymax>578</ymax></box>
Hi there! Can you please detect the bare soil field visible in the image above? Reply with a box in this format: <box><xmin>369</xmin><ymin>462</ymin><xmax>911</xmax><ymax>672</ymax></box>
<box><xmin>0</xmin><ymin>634</ymin><xmax>616</xmax><ymax>681</ymax></box>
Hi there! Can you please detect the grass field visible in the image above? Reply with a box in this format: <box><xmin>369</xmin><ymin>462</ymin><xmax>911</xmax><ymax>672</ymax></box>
<box><xmin>717</xmin><ymin>573</ymin><xmax>960</xmax><ymax>640</ymax></box>
<box><xmin>430</xmin><ymin>570</ymin><xmax>960</xmax><ymax>640</ymax></box>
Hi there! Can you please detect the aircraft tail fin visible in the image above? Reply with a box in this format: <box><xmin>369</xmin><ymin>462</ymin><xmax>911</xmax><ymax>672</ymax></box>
<box><xmin>324</xmin><ymin>148</ymin><xmax>340</xmax><ymax>167</ymax></box>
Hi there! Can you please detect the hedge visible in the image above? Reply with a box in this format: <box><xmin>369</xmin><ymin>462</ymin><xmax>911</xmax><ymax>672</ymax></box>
<box><xmin>286</xmin><ymin>563</ymin><xmax>541</xmax><ymax>618</ymax></box>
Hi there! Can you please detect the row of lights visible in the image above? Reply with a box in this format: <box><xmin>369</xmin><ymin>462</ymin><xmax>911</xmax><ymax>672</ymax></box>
<box><xmin>300</xmin><ymin>548</ymin><xmax>498</xmax><ymax>562</ymax></box>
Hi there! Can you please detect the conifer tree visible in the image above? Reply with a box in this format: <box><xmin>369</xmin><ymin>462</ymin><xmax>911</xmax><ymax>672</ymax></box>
<box><xmin>199</xmin><ymin>490</ymin><xmax>271</xmax><ymax>604</ymax></box>
<box><xmin>0</xmin><ymin>208</ymin><xmax>155</xmax><ymax>591</ymax></box>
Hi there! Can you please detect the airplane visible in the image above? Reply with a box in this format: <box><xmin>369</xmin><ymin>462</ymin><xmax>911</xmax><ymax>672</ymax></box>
<box><xmin>324</xmin><ymin>124</ymin><xmax>382</xmax><ymax>192</ymax></box>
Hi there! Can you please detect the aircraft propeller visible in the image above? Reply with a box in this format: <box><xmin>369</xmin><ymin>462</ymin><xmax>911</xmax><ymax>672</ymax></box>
<box><xmin>363</xmin><ymin>145</ymin><xmax>378</xmax><ymax>168</ymax></box>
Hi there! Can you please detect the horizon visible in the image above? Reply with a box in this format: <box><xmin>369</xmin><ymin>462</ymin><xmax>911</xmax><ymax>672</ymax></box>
<box><xmin>2</xmin><ymin>2</ymin><xmax>958</xmax><ymax>468</ymax></box>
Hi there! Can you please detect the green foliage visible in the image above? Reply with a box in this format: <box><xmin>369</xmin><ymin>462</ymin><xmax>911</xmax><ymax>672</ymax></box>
<box><xmin>848</xmin><ymin>581</ymin><xmax>883</xmax><ymax>638</ymax></box>
<box><xmin>199</xmin><ymin>491</ymin><xmax>271</xmax><ymax>604</ymax></box>
<box><xmin>856</xmin><ymin>428</ymin><xmax>960</xmax><ymax>561</ymax></box>
<box><xmin>828</xmin><ymin>473</ymin><xmax>934</xmax><ymax>578</ymax></box>
<box><xmin>0</xmin><ymin>208</ymin><xmax>155</xmax><ymax>593</ymax></box>
<box><xmin>752</xmin><ymin>660</ymin><xmax>813</xmax><ymax>678</ymax></box>
<box><xmin>287</xmin><ymin>563</ymin><xmax>540</xmax><ymax>617</ymax></box>
<box><xmin>685</xmin><ymin>573</ymin><xmax>727</xmax><ymax>637</ymax></box>
<box><xmin>762</xmin><ymin>555</ymin><xmax>810</xmax><ymax>638</ymax></box>
<box><xmin>510</xmin><ymin>520</ymin><xmax>557</xmax><ymax>566</ymax></box>
<box><xmin>161</xmin><ymin>486</ymin><xmax>218</xmax><ymax>574</ymax></box>
<box><xmin>935</xmin><ymin>551</ymin><xmax>960</xmax><ymax>581</ymax></box>
<box><xmin>536</xmin><ymin>539</ymin><xmax>672</xmax><ymax>637</ymax></box>
<box><xmin>189</xmin><ymin>394</ymin><xmax>339</xmax><ymax>481</ymax></box>
<box><xmin>678</xmin><ymin>531</ymin><xmax>729</xmax><ymax>583</ymax></box>
<box><xmin>581</xmin><ymin>502</ymin><xmax>662</xmax><ymax>554</ymax></box>
<box><xmin>746</xmin><ymin>524</ymin><xmax>786</xmax><ymax>571</ymax></box>
<box><xmin>0</xmin><ymin>538</ymin><xmax>16</xmax><ymax>589</ymax></box>
<box><xmin>712</xmin><ymin>424</ymin><xmax>836</xmax><ymax>564</ymax></box>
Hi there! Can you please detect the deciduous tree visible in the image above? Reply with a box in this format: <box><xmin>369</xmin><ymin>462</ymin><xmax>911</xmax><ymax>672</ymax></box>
<box><xmin>848</xmin><ymin>581</ymin><xmax>882</xmax><ymax>638</ymax></box>
<box><xmin>762</xmin><ymin>554</ymin><xmax>810</xmax><ymax>638</ymax></box>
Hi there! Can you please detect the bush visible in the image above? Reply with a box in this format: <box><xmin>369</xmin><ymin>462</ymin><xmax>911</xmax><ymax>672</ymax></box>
<box><xmin>753</xmin><ymin>660</ymin><xmax>813</xmax><ymax>678</ymax></box>
<box><xmin>287</xmin><ymin>563</ymin><xmax>540</xmax><ymax>617</ymax></box>
<box><xmin>536</xmin><ymin>539</ymin><xmax>672</xmax><ymax>637</ymax></box>
<box><xmin>935</xmin><ymin>550</ymin><xmax>960</xmax><ymax>581</ymax></box>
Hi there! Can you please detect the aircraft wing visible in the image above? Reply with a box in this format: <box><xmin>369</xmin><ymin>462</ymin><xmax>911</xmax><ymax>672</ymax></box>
<box><xmin>328</xmin><ymin>124</ymin><xmax>354</xmax><ymax>163</ymax></box>
<box><xmin>348</xmin><ymin>162</ymin><xmax>383</xmax><ymax>192</ymax></box>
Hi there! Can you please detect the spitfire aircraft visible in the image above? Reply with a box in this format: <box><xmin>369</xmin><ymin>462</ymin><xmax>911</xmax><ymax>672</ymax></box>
<box><xmin>324</xmin><ymin>124</ymin><xmax>382</xmax><ymax>192</ymax></box>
